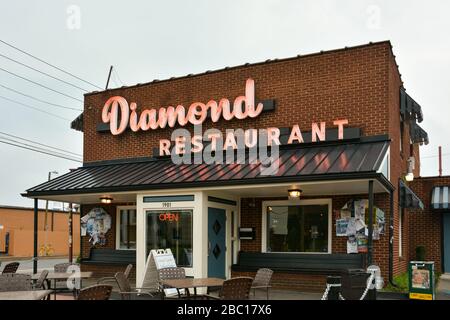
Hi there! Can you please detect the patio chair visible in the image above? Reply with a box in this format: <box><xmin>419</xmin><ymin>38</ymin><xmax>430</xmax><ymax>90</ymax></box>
<box><xmin>114</xmin><ymin>271</ymin><xmax>157</xmax><ymax>300</ymax></box>
<box><xmin>76</xmin><ymin>284</ymin><xmax>113</xmax><ymax>300</ymax></box>
<box><xmin>32</xmin><ymin>270</ymin><xmax>50</xmax><ymax>300</ymax></box>
<box><xmin>0</xmin><ymin>273</ymin><xmax>32</xmax><ymax>292</ymax></box>
<box><xmin>2</xmin><ymin>262</ymin><xmax>19</xmax><ymax>274</ymax></box>
<box><xmin>157</xmin><ymin>267</ymin><xmax>187</xmax><ymax>299</ymax></box>
<box><xmin>53</xmin><ymin>262</ymin><xmax>80</xmax><ymax>297</ymax></box>
<box><xmin>33</xmin><ymin>270</ymin><xmax>49</xmax><ymax>290</ymax></box>
<box><xmin>251</xmin><ymin>268</ymin><xmax>273</xmax><ymax>299</ymax></box>
<box><xmin>97</xmin><ymin>264</ymin><xmax>133</xmax><ymax>286</ymax></box>
<box><xmin>54</xmin><ymin>262</ymin><xmax>79</xmax><ymax>273</ymax></box>
<box><xmin>207</xmin><ymin>277</ymin><xmax>253</xmax><ymax>300</ymax></box>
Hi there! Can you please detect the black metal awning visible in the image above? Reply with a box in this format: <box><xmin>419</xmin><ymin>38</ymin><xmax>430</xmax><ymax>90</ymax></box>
<box><xmin>399</xmin><ymin>180</ymin><xmax>424</xmax><ymax>210</ymax></box>
<box><xmin>410</xmin><ymin>122</ymin><xmax>429</xmax><ymax>145</ymax></box>
<box><xmin>400</xmin><ymin>88</ymin><xmax>423</xmax><ymax>123</ymax></box>
<box><xmin>23</xmin><ymin>139</ymin><xmax>391</xmax><ymax>198</ymax></box>
<box><xmin>431</xmin><ymin>186</ymin><xmax>450</xmax><ymax>210</ymax></box>
<box><xmin>70</xmin><ymin>113</ymin><xmax>83</xmax><ymax>132</ymax></box>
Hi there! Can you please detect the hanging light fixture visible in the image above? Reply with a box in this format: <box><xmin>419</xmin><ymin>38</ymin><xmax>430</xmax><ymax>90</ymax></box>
<box><xmin>100</xmin><ymin>196</ymin><xmax>113</xmax><ymax>204</ymax></box>
<box><xmin>288</xmin><ymin>189</ymin><xmax>302</xmax><ymax>199</ymax></box>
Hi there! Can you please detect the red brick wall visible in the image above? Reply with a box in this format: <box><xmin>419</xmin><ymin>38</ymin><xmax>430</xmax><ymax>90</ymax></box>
<box><xmin>83</xmin><ymin>42</ymin><xmax>394</xmax><ymax>163</ymax></box>
<box><xmin>408</xmin><ymin>176</ymin><xmax>450</xmax><ymax>273</ymax></box>
<box><xmin>239</xmin><ymin>194</ymin><xmax>390</xmax><ymax>280</ymax></box>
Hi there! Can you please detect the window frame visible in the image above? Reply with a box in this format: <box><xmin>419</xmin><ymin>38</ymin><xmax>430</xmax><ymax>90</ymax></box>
<box><xmin>115</xmin><ymin>205</ymin><xmax>137</xmax><ymax>250</ymax></box>
<box><xmin>261</xmin><ymin>199</ymin><xmax>332</xmax><ymax>254</ymax></box>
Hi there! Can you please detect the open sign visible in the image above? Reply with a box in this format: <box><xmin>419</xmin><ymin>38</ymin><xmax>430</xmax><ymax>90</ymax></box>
<box><xmin>159</xmin><ymin>213</ymin><xmax>179</xmax><ymax>222</ymax></box>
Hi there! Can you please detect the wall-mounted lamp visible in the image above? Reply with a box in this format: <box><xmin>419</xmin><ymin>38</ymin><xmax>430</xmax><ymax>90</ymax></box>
<box><xmin>100</xmin><ymin>196</ymin><xmax>113</xmax><ymax>204</ymax></box>
<box><xmin>288</xmin><ymin>189</ymin><xmax>302</xmax><ymax>199</ymax></box>
<box><xmin>405</xmin><ymin>157</ymin><xmax>415</xmax><ymax>182</ymax></box>
<box><xmin>405</xmin><ymin>172</ymin><xmax>414</xmax><ymax>182</ymax></box>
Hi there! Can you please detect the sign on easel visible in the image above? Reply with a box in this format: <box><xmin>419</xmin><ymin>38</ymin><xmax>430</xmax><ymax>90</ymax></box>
<box><xmin>140</xmin><ymin>248</ymin><xmax>184</xmax><ymax>296</ymax></box>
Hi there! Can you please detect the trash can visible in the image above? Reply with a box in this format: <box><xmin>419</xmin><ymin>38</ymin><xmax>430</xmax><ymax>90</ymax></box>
<box><xmin>340</xmin><ymin>269</ymin><xmax>372</xmax><ymax>300</ymax></box>
<box><xmin>409</xmin><ymin>261</ymin><xmax>435</xmax><ymax>300</ymax></box>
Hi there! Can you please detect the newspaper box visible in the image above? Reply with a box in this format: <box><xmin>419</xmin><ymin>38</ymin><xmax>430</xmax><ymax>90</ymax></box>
<box><xmin>408</xmin><ymin>261</ymin><xmax>435</xmax><ymax>300</ymax></box>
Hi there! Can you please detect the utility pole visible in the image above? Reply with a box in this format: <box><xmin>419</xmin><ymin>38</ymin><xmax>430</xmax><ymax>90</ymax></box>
<box><xmin>439</xmin><ymin>146</ymin><xmax>443</xmax><ymax>177</ymax></box>
<box><xmin>69</xmin><ymin>203</ymin><xmax>73</xmax><ymax>263</ymax></box>
<box><xmin>44</xmin><ymin>171</ymin><xmax>58</xmax><ymax>256</ymax></box>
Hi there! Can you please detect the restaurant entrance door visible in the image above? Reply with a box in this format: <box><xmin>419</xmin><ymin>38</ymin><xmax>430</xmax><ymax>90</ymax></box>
<box><xmin>208</xmin><ymin>207</ymin><xmax>226</xmax><ymax>278</ymax></box>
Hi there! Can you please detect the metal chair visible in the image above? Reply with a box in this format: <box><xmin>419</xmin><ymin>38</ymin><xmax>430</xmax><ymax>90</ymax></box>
<box><xmin>2</xmin><ymin>262</ymin><xmax>19</xmax><ymax>274</ymax></box>
<box><xmin>77</xmin><ymin>285</ymin><xmax>113</xmax><ymax>300</ymax></box>
<box><xmin>0</xmin><ymin>273</ymin><xmax>32</xmax><ymax>292</ymax></box>
<box><xmin>97</xmin><ymin>264</ymin><xmax>133</xmax><ymax>286</ymax></box>
<box><xmin>54</xmin><ymin>262</ymin><xmax>79</xmax><ymax>273</ymax></box>
<box><xmin>53</xmin><ymin>262</ymin><xmax>80</xmax><ymax>297</ymax></box>
<box><xmin>210</xmin><ymin>277</ymin><xmax>253</xmax><ymax>300</ymax></box>
<box><xmin>33</xmin><ymin>270</ymin><xmax>49</xmax><ymax>290</ymax></box>
<box><xmin>251</xmin><ymin>268</ymin><xmax>273</xmax><ymax>299</ymax></box>
<box><xmin>157</xmin><ymin>267</ymin><xmax>187</xmax><ymax>299</ymax></box>
<box><xmin>32</xmin><ymin>270</ymin><xmax>50</xmax><ymax>300</ymax></box>
<box><xmin>114</xmin><ymin>271</ymin><xmax>156</xmax><ymax>300</ymax></box>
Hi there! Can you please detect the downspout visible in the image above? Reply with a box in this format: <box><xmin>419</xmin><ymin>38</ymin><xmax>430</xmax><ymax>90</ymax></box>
<box><xmin>389</xmin><ymin>188</ymin><xmax>398</xmax><ymax>287</ymax></box>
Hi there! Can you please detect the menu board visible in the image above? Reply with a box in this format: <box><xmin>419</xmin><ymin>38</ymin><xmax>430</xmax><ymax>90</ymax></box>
<box><xmin>140</xmin><ymin>249</ymin><xmax>183</xmax><ymax>296</ymax></box>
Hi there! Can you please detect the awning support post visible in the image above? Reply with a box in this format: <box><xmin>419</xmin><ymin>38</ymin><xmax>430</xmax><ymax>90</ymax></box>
<box><xmin>33</xmin><ymin>198</ymin><xmax>38</xmax><ymax>274</ymax></box>
<box><xmin>367</xmin><ymin>180</ymin><xmax>374</xmax><ymax>266</ymax></box>
<box><xmin>388</xmin><ymin>188</ymin><xmax>397</xmax><ymax>287</ymax></box>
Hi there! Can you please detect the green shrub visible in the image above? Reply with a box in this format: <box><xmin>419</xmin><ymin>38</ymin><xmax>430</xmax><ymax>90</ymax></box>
<box><xmin>383</xmin><ymin>272</ymin><xmax>409</xmax><ymax>293</ymax></box>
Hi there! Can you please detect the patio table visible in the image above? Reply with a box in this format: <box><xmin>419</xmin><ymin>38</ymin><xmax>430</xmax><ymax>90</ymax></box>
<box><xmin>161</xmin><ymin>277</ymin><xmax>224</xmax><ymax>299</ymax></box>
<box><xmin>32</xmin><ymin>271</ymin><xmax>93</xmax><ymax>300</ymax></box>
<box><xmin>0</xmin><ymin>290</ymin><xmax>52</xmax><ymax>300</ymax></box>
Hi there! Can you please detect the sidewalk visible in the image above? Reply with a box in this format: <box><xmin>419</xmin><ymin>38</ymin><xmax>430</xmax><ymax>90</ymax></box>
<box><xmin>0</xmin><ymin>256</ymin><xmax>75</xmax><ymax>273</ymax></box>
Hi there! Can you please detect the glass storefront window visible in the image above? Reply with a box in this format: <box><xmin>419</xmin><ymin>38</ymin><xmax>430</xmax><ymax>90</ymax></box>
<box><xmin>146</xmin><ymin>209</ymin><xmax>193</xmax><ymax>267</ymax></box>
<box><xmin>118</xmin><ymin>208</ymin><xmax>136</xmax><ymax>249</ymax></box>
<box><xmin>266</xmin><ymin>204</ymin><xmax>329</xmax><ymax>253</ymax></box>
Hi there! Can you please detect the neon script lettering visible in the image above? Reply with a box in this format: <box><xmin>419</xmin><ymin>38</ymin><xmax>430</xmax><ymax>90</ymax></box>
<box><xmin>101</xmin><ymin>78</ymin><xmax>263</xmax><ymax>135</ymax></box>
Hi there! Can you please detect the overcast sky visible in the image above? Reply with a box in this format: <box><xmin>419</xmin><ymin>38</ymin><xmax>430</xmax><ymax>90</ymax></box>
<box><xmin>0</xmin><ymin>0</ymin><xmax>449</xmax><ymax>208</ymax></box>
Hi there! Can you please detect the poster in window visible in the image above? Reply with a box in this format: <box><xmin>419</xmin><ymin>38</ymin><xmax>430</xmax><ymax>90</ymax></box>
<box><xmin>336</xmin><ymin>219</ymin><xmax>349</xmax><ymax>237</ymax></box>
<box><xmin>347</xmin><ymin>235</ymin><xmax>358</xmax><ymax>254</ymax></box>
<box><xmin>346</xmin><ymin>218</ymin><xmax>357</xmax><ymax>236</ymax></box>
<box><xmin>268</xmin><ymin>207</ymin><xmax>288</xmax><ymax>235</ymax></box>
<box><xmin>411</xmin><ymin>268</ymin><xmax>431</xmax><ymax>289</ymax></box>
<box><xmin>356</xmin><ymin>234</ymin><xmax>368</xmax><ymax>253</ymax></box>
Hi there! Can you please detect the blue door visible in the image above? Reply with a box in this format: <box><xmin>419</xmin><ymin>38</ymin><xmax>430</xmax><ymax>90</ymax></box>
<box><xmin>208</xmin><ymin>207</ymin><xmax>226</xmax><ymax>278</ymax></box>
<box><xmin>444</xmin><ymin>214</ymin><xmax>450</xmax><ymax>273</ymax></box>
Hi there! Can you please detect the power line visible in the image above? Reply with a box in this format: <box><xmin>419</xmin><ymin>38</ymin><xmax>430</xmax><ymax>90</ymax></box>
<box><xmin>0</xmin><ymin>131</ymin><xmax>82</xmax><ymax>157</ymax></box>
<box><xmin>0</xmin><ymin>136</ymin><xmax>82</xmax><ymax>161</ymax></box>
<box><xmin>422</xmin><ymin>153</ymin><xmax>450</xmax><ymax>159</ymax></box>
<box><xmin>0</xmin><ymin>39</ymin><xmax>102</xmax><ymax>90</ymax></box>
<box><xmin>0</xmin><ymin>67</ymin><xmax>83</xmax><ymax>102</ymax></box>
<box><xmin>0</xmin><ymin>95</ymin><xmax>71</xmax><ymax>121</ymax></box>
<box><xmin>0</xmin><ymin>52</ymin><xmax>89</xmax><ymax>92</ymax></box>
<box><xmin>0</xmin><ymin>83</ymin><xmax>82</xmax><ymax>111</ymax></box>
<box><xmin>0</xmin><ymin>139</ymin><xmax>82</xmax><ymax>163</ymax></box>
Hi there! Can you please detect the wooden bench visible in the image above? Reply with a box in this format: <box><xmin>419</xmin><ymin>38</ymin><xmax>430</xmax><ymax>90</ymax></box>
<box><xmin>231</xmin><ymin>252</ymin><xmax>366</xmax><ymax>275</ymax></box>
<box><xmin>81</xmin><ymin>248</ymin><xmax>136</xmax><ymax>265</ymax></box>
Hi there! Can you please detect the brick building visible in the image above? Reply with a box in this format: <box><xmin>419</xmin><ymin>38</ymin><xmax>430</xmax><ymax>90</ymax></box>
<box><xmin>23</xmin><ymin>40</ymin><xmax>449</xmax><ymax>292</ymax></box>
